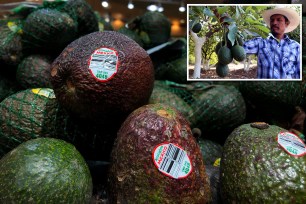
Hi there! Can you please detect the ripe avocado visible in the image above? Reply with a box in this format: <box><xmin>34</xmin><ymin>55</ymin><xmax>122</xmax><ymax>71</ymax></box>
<box><xmin>118</xmin><ymin>26</ymin><xmax>144</xmax><ymax>47</ymax></box>
<box><xmin>149</xmin><ymin>85</ymin><xmax>196</xmax><ymax>126</ymax></box>
<box><xmin>0</xmin><ymin>88</ymin><xmax>60</xmax><ymax>156</ymax></box>
<box><xmin>0</xmin><ymin>138</ymin><xmax>93</xmax><ymax>203</ymax></box>
<box><xmin>16</xmin><ymin>54</ymin><xmax>53</xmax><ymax>89</ymax></box>
<box><xmin>22</xmin><ymin>8</ymin><xmax>77</xmax><ymax>55</ymax></box>
<box><xmin>198</xmin><ymin>138</ymin><xmax>223</xmax><ymax>166</ymax></box>
<box><xmin>239</xmin><ymin>81</ymin><xmax>303</xmax><ymax>127</ymax></box>
<box><xmin>138</xmin><ymin>11</ymin><xmax>171</xmax><ymax>49</ymax></box>
<box><xmin>217</xmin><ymin>46</ymin><xmax>233</xmax><ymax>65</ymax></box>
<box><xmin>220</xmin><ymin>123</ymin><xmax>306</xmax><ymax>203</ymax></box>
<box><xmin>108</xmin><ymin>103</ymin><xmax>212</xmax><ymax>203</ymax></box>
<box><xmin>192</xmin><ymin>23</ymin><xmax>202</xmax><ymax>33</ymax></box>
<box><xmin>50</xmin><ymin>31</ymin><xmax>154</xmax><ymax>126</ymax></box>
<box><xmin>191</xmin><ymin>85</ymin><xmax>246</xmax><ymax>142</ymax></box>
<box><xmin>216</xmin><ymin>62</ymin><xmax>229</xmax><ymax>77</ymax></box>
<box><xmin>215</xmin><ymin>41</ymin><xmax>225</xmax><ymax>54</ymax></box>
<box><xmin>0</xmin><ymin>19</ymin><xmax>23</xmax><ymax>66</ymax></box>
<box><xmin>61</xmin><ymin>0</ymin><xmax>99</xmax><ymax>37</ymax></box>
<box><xmin>231</xmin><ymin>45</ymin><xmax>246</xmax><ymax>62</ymax></box>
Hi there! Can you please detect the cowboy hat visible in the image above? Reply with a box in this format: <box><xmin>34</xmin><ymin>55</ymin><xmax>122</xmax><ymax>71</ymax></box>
<box><xmin>262</xmin><ymin>7</ymin><xmax>300</xmax><ymax>33</ymax></box>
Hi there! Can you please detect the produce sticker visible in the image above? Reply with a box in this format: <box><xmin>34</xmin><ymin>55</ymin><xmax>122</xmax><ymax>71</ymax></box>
<box><xmin>88</xmin><ymin>47</ymin><xmax>119</xmax><ymax>82</ymax></box>
<box><xmin>32</xmin><ymin>88</ymin><xmax>56</xmax><ymax>99</ymax></box>
<box><xmin>277</xmin><ymin>132</ymin><xmax>306</xmax><ymax>157</ymax></box>
<box><xmin>152</xmin><ymin>142</ymin><xmax>192</xmax><ymax>179</ymax></box>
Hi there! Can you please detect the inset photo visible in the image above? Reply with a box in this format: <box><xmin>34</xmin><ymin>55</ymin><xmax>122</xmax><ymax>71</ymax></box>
<box><xmin>187</xmin><ymin>4</ymin><xmax>302</xmax><ymax>81</ymax></box>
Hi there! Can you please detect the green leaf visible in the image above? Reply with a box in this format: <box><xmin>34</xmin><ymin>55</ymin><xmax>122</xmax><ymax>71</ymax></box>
<box><xmin>228</xmin><ymin>23</ymin><xmax>238</xmax><ymax>46</ymax></box>
<box><xmin>235</xmin><ymin>6</ymin><xmax>240</xmax><ymax>19</ymax></box>
<box><xmin>204</xmin><ymin>7</ymin><xmax>215</xmax><ymax>17</ymax></box>
<box><xmin>223</xmin><ymin>17</ymin><xmax>234</xmax><ymax>23</ymax></box>
<box><xmin>253</xmin><ymin>24</ymin><xmax>270</xmax><ymax>34</ymax></box>
<box><xmin>217</xmin><ymin>7</ymin><xmax>227</xmax><ymax>15</ymax></box>
<box><xmin>189</xmin><ymin>17</ymin><xmax>200</xmax><ymax>29</ymax></box>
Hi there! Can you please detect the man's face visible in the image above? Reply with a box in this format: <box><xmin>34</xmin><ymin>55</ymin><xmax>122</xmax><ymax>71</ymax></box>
<box><xmin>270</xmin><ymin>14</ymin><xmax>289</xmax><ymax>35</ymax></box>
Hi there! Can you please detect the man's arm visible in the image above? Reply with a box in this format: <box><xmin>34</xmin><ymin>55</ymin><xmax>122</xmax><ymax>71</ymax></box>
<box><xmin>243</xmin><ymin>37</ymin><xmax>261</xmax><ymax>54</ymax></box>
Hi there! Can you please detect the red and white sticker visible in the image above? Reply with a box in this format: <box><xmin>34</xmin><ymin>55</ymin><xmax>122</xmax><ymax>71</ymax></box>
<box><xmin>152</xmin><ymin>142</ymin><xmax>192</xmax><ymax>179</ymax></box>
<box><xmin>277</xmin><ymin>132</ymin><xmax>306</xmax><ymax>157</ymax></box>
<box><xmin>88</xmin><ymin>47</ymin><xmax>119</xmax><ymax>82</ymax></box>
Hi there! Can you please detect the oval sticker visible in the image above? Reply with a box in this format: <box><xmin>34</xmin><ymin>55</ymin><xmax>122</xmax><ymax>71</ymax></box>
<box><xmin>277</xmin><ymin>131</ymin><xmax>306</xmax><ymax>157</ymax></box>
<box><xmin>152</xmin><ymin>142</ymin><xmax>192</xmax><ymax>179</ymax></box>
<box><xmin>88</xmin><ymin>47</ymin><xmax>119</xmax><ymax>82</ymax></box>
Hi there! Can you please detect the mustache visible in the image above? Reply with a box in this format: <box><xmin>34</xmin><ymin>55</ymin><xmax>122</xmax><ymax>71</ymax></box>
<box><xmin>271</xmin><ymin>25</ymin><xmax>279</xmax><ymax>29</ymax></box>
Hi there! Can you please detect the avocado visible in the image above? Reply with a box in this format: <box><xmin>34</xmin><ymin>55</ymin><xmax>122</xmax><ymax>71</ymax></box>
<box><xmin>50</xmin><ymin>31</ymin><xmax>154</xmax><ymax>126</ymax></box>
<box><xmin>231</xmin><ymin>45</ymin><xmax>246</xmax><ymax>62</ymax></box>
<box><xmin>118</xmin><ymin>26</ymin><xmax>144</xmax><ymax>47</ymax></box>
<box><xmin>0</xmin><ymin>19</ymin><xmax>23</xmax><ymax>66</ymax></box>
<box><xmin>16</xmin><ymin>54</ymin><xmax>53</xmax><ymax>89</ymax></box>
<box><xmin>191</xmin><ymin>85</ymin><xmax>246</xmax><ymax>142</ymax></box>
<box><xmin>138</xmin><ymin>11</ymin><xmax>171</xmax><ymax>49</ymax></box>
<box><xmin>239</xmin><ymin>81</ymin><xmax>303</xmax><ymax>128</ymax></box>
<box><xmin>215</xmin><ymin>41</ymin><xmax>225</xmax><ymax>54</ymax></box>
<box><xmin>192</xmin><ymin>22</ymin><xmax>202</xmax><ymax>33</ymax></box>
<box><xmin>220</xmin><ymin>123</ymin><xmax>306</xmax><ymax>203</ymax></box>
<box><xmin>22</xmin><ymin>8</ymin><xmax>77</xmax><ymax>55</ymax></box>
<box><xmin>217</xmin><ymin>46</ymin><xmax>233</xmax><ymax>65</ymax></box>
<box><xmin>153</xmin><ymin>80</ymin><xmax>196</xmax><ymax>105</ymax></box>
<box><xmin>108</xmin><ymin>103</ymin><xmax>211</xmax><ymax>203</ymax></box>
<box><xmin>0</xmin><ymin>138</ymin><xmax>92</xmax><ymax>203</ymax></box>
<box><xmin>0</xmin><ymin>88</ymin><xmax>60</xmax><ymax>156</ymax></box>
<box><xmin>61</xmin><ymin>0</ymin><xmax>99</xmax><ymax>37</ymax></box>
<box><xmin>149</xmin><ymin>85</ymin><xmax>196</xmax><ymax>126</ymax></box>
<box><xmin>216</xmin><ymin>62</ymin><xmax>229</xmax><ymax>77</ymax></box>
<box><xmin>198</xmin><ymin>138</ymin><xmax>223</xmax><ymax>166</ymax></box>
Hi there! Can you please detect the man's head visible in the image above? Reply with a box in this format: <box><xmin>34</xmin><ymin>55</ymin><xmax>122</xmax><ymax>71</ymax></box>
<box><xmin>262</xmin><ymin>7</ymin><xmax>300</xmax><ymax>34</ymax></box>
<box><xmin>269</xmin><ymin>14</ymin><xmax>290</xmax><ymax>36</ymax></box>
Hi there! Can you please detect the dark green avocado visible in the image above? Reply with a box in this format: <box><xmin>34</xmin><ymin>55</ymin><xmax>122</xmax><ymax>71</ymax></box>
<box><xmin>0</xmin><ymin>138</ymin><xmax>93</xmax><ymax>203</ymax></box>
<box><xmin>220</xmin><ymin>123</ymin><xmax>306</xmax><ymax>203</ymax></box>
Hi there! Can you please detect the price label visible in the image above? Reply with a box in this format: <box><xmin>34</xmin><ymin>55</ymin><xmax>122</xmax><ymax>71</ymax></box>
<box><xmin>152</xmin><ymin>142</ymin><xmax>192</xmax><ymax>179</ymax></box>
<box><xmin>277</xmin><ymin>132</ymin><xmax>306</xmax><ymax>157</ymax></box>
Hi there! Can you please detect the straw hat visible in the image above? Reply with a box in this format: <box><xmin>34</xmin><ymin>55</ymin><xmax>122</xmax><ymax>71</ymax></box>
<box><xmin>262</xmin><ymin>7</ymin><xmax>300</xmax><ymax>33</ymax></box>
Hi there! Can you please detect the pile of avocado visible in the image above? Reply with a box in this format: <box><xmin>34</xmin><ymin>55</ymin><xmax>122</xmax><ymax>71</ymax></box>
<box><xmin>0</xmin><ymin>1</ymin><xmax>306</xmax><ymax>203</ymax></box>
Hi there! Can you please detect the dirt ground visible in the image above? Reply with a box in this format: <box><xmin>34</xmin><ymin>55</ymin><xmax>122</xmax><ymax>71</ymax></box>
<box><xmin>188</xmin><ymin>62</ymin><xmax>257</xmax><ymax>79</ymax></box>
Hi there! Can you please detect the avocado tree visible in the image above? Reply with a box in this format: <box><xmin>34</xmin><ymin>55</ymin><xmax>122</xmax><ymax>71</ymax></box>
<box><xmin>189</xmin><ymin>5</ymin><xmax>271</xmax><ymax>78</ymax></box>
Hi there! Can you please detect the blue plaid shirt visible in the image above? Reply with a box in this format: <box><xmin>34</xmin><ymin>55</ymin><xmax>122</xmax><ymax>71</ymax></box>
<box><xmin>243</xmin><ymin>34</ymin><xmax>300</xmax><ymax>79</ymax></box>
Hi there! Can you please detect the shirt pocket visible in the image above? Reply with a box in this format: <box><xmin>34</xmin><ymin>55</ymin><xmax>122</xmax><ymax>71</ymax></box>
<box><xmin>282</xmin><ymin>52</ymin><xmax>297</xmax><ymax>78</ymax></box>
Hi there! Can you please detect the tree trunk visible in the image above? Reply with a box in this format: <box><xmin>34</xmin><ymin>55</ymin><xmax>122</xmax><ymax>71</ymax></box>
<box><xmin>190</xmin><ymin>31</ymin><xmax>206</xmax><ymax>79</ymax></box>
<box><xmin>244</xmin><ymin>55</ymin><xmax>251</xmax><ymax>71</ymax></box>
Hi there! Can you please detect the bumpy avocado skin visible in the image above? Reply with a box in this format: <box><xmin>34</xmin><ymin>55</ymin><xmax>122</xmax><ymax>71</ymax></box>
<box><xmin>0</xmin><ymin>89</ymin><xmax>60</xmax><ymax>156</ymax></box>
<box><xmin>22</xmin><ymin>8</ymin><xmax>77</xmax><ymax>54</ymax></box>
<box><xmin>191</xmin><ymin>85</ymin><xmax>246</xmax><ymax>136</ymax></box>
<box><xmin>61</xmin><ymin>0</ymin><xmax>99</xmax><ymax>37</ymax></box>
<box><xmin>220</xmin><ymin>123</ymin><xmax>306</xmax><ymax>203</ymax></box>
<box><xmin>50</xmin><ymin>31</ymin><xmax>154</xmax><ymax>126</ymax></box>
<box><xmin>108</xmin><ymin>104</ymin><xmax>212</xmax><ymax>203</ymax></box>
<box><xmin>16</xmin><ymin>54</ymin><xmax>53</xmax><ymax>89</ymax></box>
<box><xmin>0</xmin><ymin>138</ymin><xmax>92</xmax><ymax>203</ymax></box>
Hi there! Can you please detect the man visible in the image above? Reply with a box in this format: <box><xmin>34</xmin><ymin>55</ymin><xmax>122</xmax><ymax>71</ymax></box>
<box><xmin>243</xmin><ymin>7</ymin><xmax>300</xmax><ymax>79</ymax></box>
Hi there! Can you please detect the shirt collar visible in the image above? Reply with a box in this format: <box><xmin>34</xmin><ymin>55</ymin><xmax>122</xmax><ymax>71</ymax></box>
<box><xmin>267</xmin><ymin>33</ymin><xmax>291</xmax><ymax>42</ymax></box>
